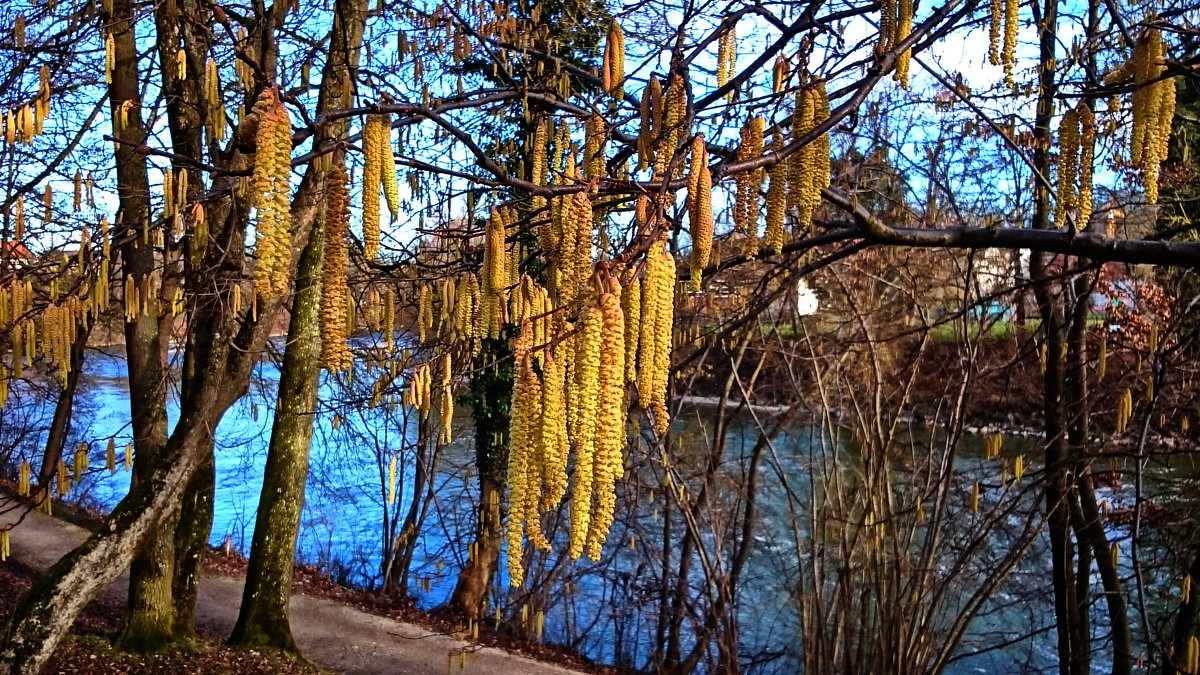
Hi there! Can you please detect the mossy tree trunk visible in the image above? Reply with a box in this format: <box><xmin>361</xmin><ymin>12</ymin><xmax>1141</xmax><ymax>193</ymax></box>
<box><xmin>99</xmin><ymin>0</ymin><xmax>174</xmax><ymax>652</ymax></box>
<box><xmin>171</xmin><ymin>440</ymin><xmax>215</xmax><ymax>639</ymax></box>
<box><xmin>155</xmin><ymin>0</ymin><xmax>215</xmax><ymax>641</ymax></box>
<box><xmin>450</xmin><ymin>336</ymin><xmax>513</xmax><ymax>618</ymax></box>
<box><xmin>0</xmin><ymin>327</ymin><xmax>234</xmax><ymax>674</ymax></box>
<box><xmin>228</xmin><ymin>215</ymin><xmax>326</xmax><ymax>653</ymax></box>
<box><xmin>229</xmin><ymin>0</ymin><xmax>364</xmax><ymax>647</ymax></box>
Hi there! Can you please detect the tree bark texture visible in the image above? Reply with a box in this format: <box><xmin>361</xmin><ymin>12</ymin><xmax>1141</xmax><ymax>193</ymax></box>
<box><xmin>171</xmin><ymin>440</ymin><xmax>215</xmax><ymax>639</ymax></box>
<box><xmin>228</xmin><ymin>215</ymin><xmax>326</xmax><ymax>653</ymax></box>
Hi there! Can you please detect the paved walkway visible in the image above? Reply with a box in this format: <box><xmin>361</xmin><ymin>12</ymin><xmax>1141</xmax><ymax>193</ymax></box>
<box><xmin>0</xmin><ymin>496</ymin><xmax>579</xmax><ymax>674</ymax></box>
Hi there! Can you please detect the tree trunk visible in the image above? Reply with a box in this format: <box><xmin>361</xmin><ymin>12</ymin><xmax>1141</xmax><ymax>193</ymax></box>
<box><xmin>116</xmin><ymin>513</ymin><xmax>178</xmax><ymax>652</ymax></box>
<box><xmin>1165</xmin><ymin>543</ymin><xmax>1200</xmax><ymax>675</ymax></box>
<box><xmin>100</xmin><ymin>0</ymin><xmax>174</xmax><ymax>651</ymax></box>
<box><xmin>385</xmin><ymin>419</ymin><xmax>435</xmax><ymax>596</ymax></box>
<box><xmin>1028</xmin><ymin>0</ymin><xmax>1088</xmax><ymax>671</ymax></box>
<box><xmin>172</xmin><ymin>439</ymin><xmax>215</xmax><ymax>639</ymax></box>
<box><xmin>228</xmin><ymin>213</ymin><xmax>326</xmax><ymax>653</ymax></box>
<box><xmin>36</xmin><ymin>322</ymin><xmax>89</xmax><ymax>496</ymax></box>
<box><xmin>450</xmin><ymin>478</ymin><xmax>504</xmax><ymax>617</ymax></box>
<box><xmin>0</xmin><ymin>0</ymin><xmax>349</xmax><ymax>662</ymax></box>
<box><xmin>450</xmin><ymin>336</ymin><xmax>513</xmax><ymax>618</ymax></box>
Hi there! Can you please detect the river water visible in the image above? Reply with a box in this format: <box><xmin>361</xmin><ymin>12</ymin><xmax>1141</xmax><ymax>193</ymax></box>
<box><xmin>5</xmin><ymin>346</ymin><xmax>1150</xmax><ymax>673</ymax></box>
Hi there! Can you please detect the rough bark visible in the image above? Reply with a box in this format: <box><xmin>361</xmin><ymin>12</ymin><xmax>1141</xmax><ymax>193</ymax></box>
<box><xmin>117</xmin><ymin>513</ymin><xmax>178</xmax><ymax>652</ymax></box>
<box><xmin>172</xmin><ymin>440</ymin><xmax>215</xmax><ymax>638</ymax></box>
<box><xmin>228</xmin><ymin>215</ymin><xmax>326</xmax><ymax>653</ymax></box>
<box><xmin>99</xmin><ymin>0</ymin><xmax>174</xmax><ymax>652</ymax></box>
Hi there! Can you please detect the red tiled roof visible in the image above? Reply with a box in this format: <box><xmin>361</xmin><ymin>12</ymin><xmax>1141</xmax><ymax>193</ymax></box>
<box><xmin>1</xmin><ymin>241</ymin><xmax>33</xmax><ymax>259</ymax></box>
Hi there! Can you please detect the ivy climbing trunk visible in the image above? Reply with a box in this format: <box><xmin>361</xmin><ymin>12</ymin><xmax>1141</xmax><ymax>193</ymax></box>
<box><xmin>228</xmin><ymin>215</ymin><xmax>326</xmax><ymax>653</ymax></box>
<box><xmin>450</xmin><ymin>336</ymin><xmax>513</xmax><ymax>617</ymax></box>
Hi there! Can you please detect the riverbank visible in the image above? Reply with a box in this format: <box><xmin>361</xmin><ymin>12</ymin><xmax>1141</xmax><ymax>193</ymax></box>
<box><xmin>0</xmin><ymin>490</ymin><xmax>596</xmax><ymax>675</ymax></box>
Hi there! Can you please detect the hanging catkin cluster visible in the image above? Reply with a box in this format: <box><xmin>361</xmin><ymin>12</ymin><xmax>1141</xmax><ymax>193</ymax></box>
<box><xmin>1053</xmin><ymin>103</ymin><xmax>1096</xmax><ymax>230</ymax></box>
<box><xmin>638</xmin><ymin>238</ymin><xmax>676</xmax><ymax>435</ymax></box>
<box><xmin>735</xmin><ymin>117</ymin><xmax>765</xmax><ymax>256</ymax></box>
<box><xmin>530</xmin><ymin>118</ymin><xmax>550</xmax><ymax>215</ymax></box>
<box><xmin>72</xmin><ymin>443</ymin><xmax>88</xmax><ymax>483</ymax></box>
<box><xmin>361</xmin><ymin>113</ymin><xmax>398</xmax><ymax>260</ymax></box>
<box><xmin>504</xmin><ymin>264</ymin><xmax>634</xmax><ymax>580</ymax></box>
<box><xmin>481</xmin><ymin>207</ymin><xmax>511</xmax><ymax>336</ymax></box>
<box><xmin>251</xmin><ymin>90</ymin><xmax>293</xmax><ymax>298</ymax></box>
<box><xmin>565</xmin><ymin>271</ymin><xmax>629</xmax><ymax>560</ymax></box>
<box><xmin>687</xmin><ymin>135</ymin><xmax>713</xmax><ymax>289</ymax></box>
<box><xmin>879</xmin><ymin>0</ymin><xmax>914</xmax><ymax>88</ymax></box>
<box><xmin>602</xmin><ymin>19</ymin><xmax>625</xmax><ymax>98</ymax></box>
<box><xmin>1115</xmin><ymin>389</ymin><xmax>1133</xmax><ymax>434</ymax></box>
<box><xmin>621</xmin><ymin>275</ymin><xmax>641</xmax><ymax>383</ymax></box>
<box><xmin>585</xmin><ymin>282</ymin><xmax>626</xmax><ymax>560</ymax></box>
<box><xmin>405</xmin><ymin>361</ymin><xmax>433</xmax><ymax>419</ymax></box>
<box><xmin>716</xmin><ymin>24</ymin><xmax>736</xmax><ymax>99</ymax></box>
<box><xmin>1129</xmin><ymin>28</ymin><xmax>1175</xmax><ymax>205</ymax></box>
<box><xmin>510</xmin><ymin>275</ymin><xmax>551</xmax><ymax>355</ymax></box>
<box><xmin>505</xmin><ymin>326</ymin><xmax>545</xmax><ymax>587</ymax></box>
<box><xmin>41</xmin><ymin>300</ymin><xmax>82</xmax><ymax>386</ymax></box>
<box><xmin>1077</xmin><ymin>105</ymin><xmax>1095</xmax><ymax>227</ymax></box>
<box><xmin>205</xmin><ymin>59</ymin><xmax>227</xmax><ymax>142</ymax></box>
<box><xmin>3</xmin><ymin>66</ymin><xmax>52</xmax><ymax>146</ymax></box>
<box><xmin>1183</xmin><ymin>636</ymin><xmax>1200</xmax><ymax>675</ymax></box>
<box><xmin>550</xmin><ymin>180</ymin><xmax>594</xmax><ymax>304</ymax></box>
<box><xmin>503</xmin><ymin>278</ymin><xmax>568</xmax><ymax>580</ymax></box>
<box><xmin>439</xmin><ymin>352</ymin><xmax>453</xmax><ymax>444</ymax></box>
<box><xmin>417</xmin><ymin>282</ymin><xmax>433</xmax><ymax>344</ymax></box>
<box><xmin>320</xmin><ymin>163</ymin><xmax>353</xmax><ymax>372</ymax></box>
<box><xmin>1003</xmin><ymin>0</ymin><xmax>1018</xmax><ymax>85</ymax></box>
<box><xmin>638</xmin><ymin>76</ymin><xmax>663</xmax><ymax>170</ymax></box>
<box><xmin>788</xmin><ymin>84</ymin><xmax>832</xmax><ymax>235</ymax></box>
<box><xmin>566</xmin><ymin>299</ymin><xmax>603</xmax><ymax>559</ymax></box>
<box><xmin>453</xmin><ymin>272</ymin><xmax>481</xmax><ymax>343</ymax></box>
<box><xmin>765</xmin><ymin>128</ymin><xmax>787</xmax><ymax>253</ymax></box>
<box><xmin>1054</xmin><ymin>108</ymin><xmax>1080</xmax><ymax>230</ymax></box>
<box><xmin>584</xmin><ymin>114</ymin><xmax>606</xmax><ymax>183</ymax></box>
<box><xmin>2</xmin><ymin>280</ymin><xmax>34</xmax><ymax>384</ymax></box>
<box><xmin>894</xmin><ymin>0</ymin><xmax>913</xmax><ymax>88</ymax></box>
<box><xmin>773</xmin><ymin>54</ymin><xmax>792</xmax><ymax>94</ymax></box>
<box><xmin>987</xmin><ymin>0</ymin><xmax>1018</xmax><ymax>84</ymax></box>
<box><xmin>653</xmin><ymin>75</ymin><xmax>688</xmax><ymax>179</ymax></box>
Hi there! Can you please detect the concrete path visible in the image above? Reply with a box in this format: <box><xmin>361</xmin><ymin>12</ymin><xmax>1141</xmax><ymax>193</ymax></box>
<box><xmin>0</xmin><ymin>496</ymin><xmax>579</xmax><ymax>675</ymax></box>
